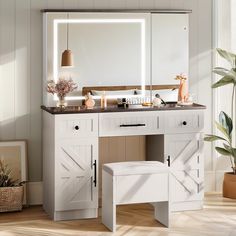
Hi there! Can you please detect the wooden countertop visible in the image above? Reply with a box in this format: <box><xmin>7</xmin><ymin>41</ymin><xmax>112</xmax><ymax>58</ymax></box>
<box><xmin>41</xmin><ymin>103</ymin><xmax>206</xmax><ymax>115</ymax></box>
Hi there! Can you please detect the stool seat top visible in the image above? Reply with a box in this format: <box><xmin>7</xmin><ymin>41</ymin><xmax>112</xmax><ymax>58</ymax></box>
<box><xmin>103</xmin><ymin>161</ymin><xmax>169</xmax><ymax>176</ymax></box>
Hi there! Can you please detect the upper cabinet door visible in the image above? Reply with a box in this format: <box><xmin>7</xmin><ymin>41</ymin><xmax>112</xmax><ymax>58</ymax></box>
<box><xmin>151</xmin><ymin>13</ymin><xmax>189</xmax><ymax>85</ymax></box>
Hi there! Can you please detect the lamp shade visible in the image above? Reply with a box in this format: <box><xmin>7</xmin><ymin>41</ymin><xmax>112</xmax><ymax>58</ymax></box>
<box><xmin>61</xmin><ymin>49</ymin><xmax>73</xmax><ymax>67</ymax></box>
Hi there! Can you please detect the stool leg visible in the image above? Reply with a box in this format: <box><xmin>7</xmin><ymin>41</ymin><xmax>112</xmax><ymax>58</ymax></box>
<box><xmin>102</xmin><ymin>171</ymin><xmax>116</xmax><ymax>232</ymax></box>
<box><xmin>154</xmin><ymin>201</ymin><xmax>169</xmax><ymax>227</ymax></box>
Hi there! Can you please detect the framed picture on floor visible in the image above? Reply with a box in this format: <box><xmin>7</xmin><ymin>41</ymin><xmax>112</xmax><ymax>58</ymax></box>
<box><xmin>0</xmin><ymin>140</ymin><xmax>28</xmax><ymax>204</ymax></box>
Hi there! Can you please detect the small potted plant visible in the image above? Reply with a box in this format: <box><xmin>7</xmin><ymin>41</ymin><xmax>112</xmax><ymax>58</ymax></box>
<box><xmin>47</xmin><ymin>77</ymin><xmax>78</xmax><ymax>108</ymax></box>
<box><xmin>204</xmin><ymin>48</ymin><xmax>236</xmax><ymax>199</ymax></box>
<box><xmin>0</xmin><ymin>159</ymin><xmax>25</xmax><ymax>212</ymax></box>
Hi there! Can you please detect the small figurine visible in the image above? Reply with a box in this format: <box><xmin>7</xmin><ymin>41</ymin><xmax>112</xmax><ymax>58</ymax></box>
<box><xmin>175</xmin><ymin>73</ymin><xmax>189</xmax><ymax>103</ymax></box>
<box><xmin>153</xmin><ymin>96</ymin><xmax>162</xmax><ymax>107</ymax></box>
<box><xmin>85</xmin><ymin>92</ymin><xmax>95</xmax><ymax>109</ymax></box>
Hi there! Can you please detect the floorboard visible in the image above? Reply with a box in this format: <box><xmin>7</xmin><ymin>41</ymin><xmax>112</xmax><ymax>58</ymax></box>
<box><xmin>0</xmin><ymin>194</ymin><xmax>235</xmax><ymax>236</ymax></box>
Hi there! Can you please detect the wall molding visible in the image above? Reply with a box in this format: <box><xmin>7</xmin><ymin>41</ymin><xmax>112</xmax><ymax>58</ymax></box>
<box><xmin>27</xmin><ymin>181</ymin><xmax>43</xmax><ymax>205</ymax></box>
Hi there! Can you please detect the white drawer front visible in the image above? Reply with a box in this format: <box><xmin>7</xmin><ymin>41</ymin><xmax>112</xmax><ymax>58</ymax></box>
<box><xmin>99</xmin><ymin>111</ymin><xmax>164</xmax><ymax>137</ymax></box>
<box><xmin>55</xmin><ymin>114</ymin><xmax>98</xmax><ymax>138</ymax></box>
<box><xmin>164</xmin><ymin>110</ymin><xmax>204</xmax><ymax>134</ymax></box>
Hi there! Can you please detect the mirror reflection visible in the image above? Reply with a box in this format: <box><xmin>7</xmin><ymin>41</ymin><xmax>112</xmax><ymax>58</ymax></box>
<box><xmin>55</xmin><ymin>17</ymin><xmax>147</xmax><ymax>98</ymax></box>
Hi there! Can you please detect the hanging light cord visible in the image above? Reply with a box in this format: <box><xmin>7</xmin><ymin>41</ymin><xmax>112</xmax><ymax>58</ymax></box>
<box><xmin>67</xmin><ymin>13</ymin><xmax>69</xmax><ymax>50</ymax></box>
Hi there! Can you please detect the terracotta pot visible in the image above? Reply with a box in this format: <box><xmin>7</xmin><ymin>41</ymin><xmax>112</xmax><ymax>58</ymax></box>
<box><xmin>223</xmin><ymin>172</ymin><xmax>236</xmax><ymax>199</ymax></box>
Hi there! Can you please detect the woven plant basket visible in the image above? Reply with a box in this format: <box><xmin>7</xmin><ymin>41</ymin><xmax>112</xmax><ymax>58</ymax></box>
<box><xmin>0</xmin><ymin>186</ymin><xmax>24</xmax><ymax>212</ymax></box>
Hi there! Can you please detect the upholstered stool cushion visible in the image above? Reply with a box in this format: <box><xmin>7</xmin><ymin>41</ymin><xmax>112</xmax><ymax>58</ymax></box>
<box><xmin>103</xmin><ymin>161</ymin><xmax>168</xmax><ymax>176</ymax></box>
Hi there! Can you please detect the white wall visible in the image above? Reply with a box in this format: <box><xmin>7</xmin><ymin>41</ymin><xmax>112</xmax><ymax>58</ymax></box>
<box><xmin>0</xmin><ymin>0</ymin><xmax>214</xmax><ymax>190</ymax></box>
<box><xmin>212</xmin><ymin>0</ymin><xmax>236</xmax><ymax>191</ymax></box>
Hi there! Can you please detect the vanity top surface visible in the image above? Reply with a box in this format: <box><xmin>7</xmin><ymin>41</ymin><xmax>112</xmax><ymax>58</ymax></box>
<box><xmin>41</xmin><ymin>103</ymin><xmax>206</xmax><ymax>115</ymax></box>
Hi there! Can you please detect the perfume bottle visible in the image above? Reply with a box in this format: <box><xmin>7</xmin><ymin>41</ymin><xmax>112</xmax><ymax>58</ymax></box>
<box><xmin>101</xmin><ymin>91</ymin><xmax>107</xmax><ymax>108</ymax></box>
<box><xmin>85</xmin><ymin>92</ymin><xmax>95</xmax><ymax>109</ymax></box>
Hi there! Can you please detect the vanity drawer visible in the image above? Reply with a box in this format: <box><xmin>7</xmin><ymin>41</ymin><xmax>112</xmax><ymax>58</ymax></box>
<box><xmin>55</xmin><ymin>114</ymin><xmax>98</xmax><ymax>138</ymax></box>
<box><xmin>164</xmin><ymin>110</ymin><xmax>204</xmax><ymax>134</ymax></box>
<box><xmin>99</xmin><ymin>111</ymin><xmax>164</xmax><ymax>137</ymax></box>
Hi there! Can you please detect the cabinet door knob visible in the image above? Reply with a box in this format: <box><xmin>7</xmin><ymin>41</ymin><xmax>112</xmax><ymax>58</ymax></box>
<box><xmin>74</xmin><ymin>125</ymin><xmax>79</xmax><ymax>130</ymax></box>
<box><xmin>182</xmin><ymin>121</ymin><xmax>187</xmax><ymax>126</ymax></box>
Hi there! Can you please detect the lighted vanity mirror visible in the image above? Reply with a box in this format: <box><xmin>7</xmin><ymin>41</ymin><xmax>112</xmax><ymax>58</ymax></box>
<box><xmin>44</xmin><ymin>12</ymin><xmax>150</xmax><ymax>105</ymax></box>
<box><xmin>43</xmin><ymin>11</ymin><xmax>189</xmax><ymax>106</ymax></box>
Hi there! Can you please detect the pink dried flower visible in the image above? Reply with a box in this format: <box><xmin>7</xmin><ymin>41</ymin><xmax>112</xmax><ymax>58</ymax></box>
<box><xmin>174</xmin><ymin>73</ymin><xmax>188</xmax><ymax>81</ymax></box>
<box><xmin>46</xmin><ymin>77</ymin><xmax>78</xmax><ymax>97</ymax></box>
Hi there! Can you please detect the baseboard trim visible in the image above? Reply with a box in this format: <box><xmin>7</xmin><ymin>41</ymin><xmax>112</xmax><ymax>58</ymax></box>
<box><xmin>27</xmin><ymin>181</ymin><xmax>43</xmax><ymax>205</ymax></box>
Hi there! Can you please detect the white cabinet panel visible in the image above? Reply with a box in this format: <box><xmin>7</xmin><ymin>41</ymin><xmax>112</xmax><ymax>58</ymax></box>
<box><xmin>164</xmin><ymin>133</ymin><xmax>204</xmax><ymax>209</ymax></box>
<box><xmin>55</xmin><ymin>138</ymin><xmax>98</xmax><ymax>211</ymax></box>
<box><xmin>99</xmin><ymin>111</ymin><xmax>164</xmax><ymax>137</ymax></box>
<box><xmin>152</xmin><ymin>13</ymin><xmax>189</xmax><ymax>85</ymax></box>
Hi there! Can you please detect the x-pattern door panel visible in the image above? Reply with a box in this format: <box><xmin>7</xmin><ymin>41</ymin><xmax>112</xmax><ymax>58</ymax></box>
<box><xmin>55</xmin><ymin>138</ymin><xmax>98</xmax><ymax>211</ymax></box>
<box><xmin>165</xmin><ymin>133</ymin><xmax>204</xmax><ymax>203</ymax></box>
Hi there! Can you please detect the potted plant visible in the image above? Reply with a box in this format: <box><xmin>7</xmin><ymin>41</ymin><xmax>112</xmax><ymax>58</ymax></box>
<box><xmin>204</xmin><ymin>48</ymin><xmax>236</xmax><ymax>198</ymax></box>
<box><xmin>0</xmin><ymin>159</ymin><xmax>25</xmax><ymax>212</ymax></box>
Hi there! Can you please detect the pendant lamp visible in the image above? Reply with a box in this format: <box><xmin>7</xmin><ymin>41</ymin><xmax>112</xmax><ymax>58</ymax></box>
<box><xmin>61</xmin><ymin>13</ymin><xmax>73</xmax><ymax>67</ymax></box>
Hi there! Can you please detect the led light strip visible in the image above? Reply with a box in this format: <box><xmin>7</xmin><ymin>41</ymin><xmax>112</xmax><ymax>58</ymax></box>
<box><xmin>53</xmin><ymin>18</ymin><xmax>146</xmax><ymax>100</ymax></box>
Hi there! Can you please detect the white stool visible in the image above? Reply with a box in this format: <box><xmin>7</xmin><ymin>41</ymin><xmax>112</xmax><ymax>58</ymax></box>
<box><xmin>102</xmin><ymin>161</ymin><xmax>170</xmax><ymax>232</ymax></box>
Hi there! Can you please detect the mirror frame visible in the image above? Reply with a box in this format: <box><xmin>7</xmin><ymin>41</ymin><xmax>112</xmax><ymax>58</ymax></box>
<box><xmin>43</xmin><ymin>12</ymin><xmax>151</xmax><ymax>106</ymax></box>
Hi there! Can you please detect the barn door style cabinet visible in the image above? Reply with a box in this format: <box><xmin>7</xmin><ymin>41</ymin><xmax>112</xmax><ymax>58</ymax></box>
<box><xmin>43</xmin><ymin>113</ymin><xmax>99</xmax><ymax>220</ymax></box>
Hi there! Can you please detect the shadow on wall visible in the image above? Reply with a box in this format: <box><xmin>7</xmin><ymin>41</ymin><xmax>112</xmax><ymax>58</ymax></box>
<box><xmin>0</xmin><ymin>2</ymin><xmax>43</xmax><ymax>182</ymax></box>
<box><xmin>0</xmin><ymin>115</ymin><xmax>42</xmax><ymax>182</ymax></box>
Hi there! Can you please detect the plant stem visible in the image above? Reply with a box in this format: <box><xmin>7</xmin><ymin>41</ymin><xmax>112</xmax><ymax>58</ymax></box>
<box><xmin>232</xmin><ymin>85</ymin><xmax>236</xmax><ymax>148</ymax></box>
<box><xmin>231</xmin><ymin>84</ymin><xmax>235</xmax><ymax>121</ymax></box>
<box><xmin>229</xmin><ymin>155</ymin><xmax>234</xmax><ymax>173</ymax></box>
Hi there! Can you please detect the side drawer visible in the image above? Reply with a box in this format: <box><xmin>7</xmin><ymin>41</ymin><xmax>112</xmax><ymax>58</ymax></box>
<box><xmin>55</xmin><ymin>114</ymin><xmax>98</xmax><ymax>138</ymax></box>
<box><xmin>99</xmin><ymin>111</ymin><xmax>164</xmax><ymax>137</ymax></box>
<box><xmin>164</xmin><ymin>110</ymin><xmax>204</xmax><ymax>134</ymax></box>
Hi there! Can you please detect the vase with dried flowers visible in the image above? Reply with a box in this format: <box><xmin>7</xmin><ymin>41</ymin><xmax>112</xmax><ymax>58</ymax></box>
<box><xmin>47</xmin><ymin>77</ymin><xmax>78</xmax><ymax>108</ymax></box>
<box><xmin>174</xmin><ymin>73</ymin><xmax>189</xmax><ymax>104</ymax></box>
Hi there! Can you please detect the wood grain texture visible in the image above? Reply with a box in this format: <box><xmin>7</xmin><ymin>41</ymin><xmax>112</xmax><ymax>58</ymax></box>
<box><xmin>0</xmin><ymin>194</ymin><xmax>235</xmax><ymax>236</ymax></box>
<box><xmin>82</xmin><ymin>84</ymin><xmax>179</xmax><ymax>96</ymax></box>
<box><xmin>99</xmin><ymin>136</ymin><xmax>145</xmax><ymax>201</ymax></box>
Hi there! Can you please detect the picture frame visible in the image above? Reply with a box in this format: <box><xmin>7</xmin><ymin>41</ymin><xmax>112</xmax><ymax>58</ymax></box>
<box><xmin>0</xmin><ymin>140</ymin><xmax>28</xmax><ymax>204</ymax></box>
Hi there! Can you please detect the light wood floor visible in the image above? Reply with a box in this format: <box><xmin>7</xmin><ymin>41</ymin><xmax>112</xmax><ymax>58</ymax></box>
<box><xmin>0</xmin><ymin>194</ymin><xmax>235</xmax><ymax>236</ymax></box>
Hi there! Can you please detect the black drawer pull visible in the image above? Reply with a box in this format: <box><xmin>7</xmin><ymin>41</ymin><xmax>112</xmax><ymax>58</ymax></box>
<box><xmin>167</xmin><ymin>156</ymin><xmax>171</xmax><ymax>167</ymax></box>
<box><xmin>120</xmin><ymin>124</ymin><xmax>146</xmax><ymax>127</ymax></box>
<box><xmin>74</xmin><ymin>125</ymin><xmax>79</xmax><ymax>130</ymax></box>
<box><xmin>93</xmin><ymin>160</ymin><xmax>97</xmax><ymax>187</ymax></box>
<box><xmin>182</xmin><ymin>121</ymin><xmax>187</xmax><ymax>126</ymax></box>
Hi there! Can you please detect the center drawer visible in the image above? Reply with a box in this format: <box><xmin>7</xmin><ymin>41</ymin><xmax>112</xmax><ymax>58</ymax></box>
<box><xmin>99</xmin><ymin>111</ymin><xmax>164</xmax><ymax>137</ymax></box>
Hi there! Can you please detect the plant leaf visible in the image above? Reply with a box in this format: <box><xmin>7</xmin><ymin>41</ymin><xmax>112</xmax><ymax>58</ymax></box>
<box><xmin>213</xmin><ymin>67</ymin><xmax>230</xmax><ymax>77</ymax></box>
<box><xmin>215</xmin><ymin>146</ymin><xmax>232</xmax><ymax>156</ymax></box>
<box><xmin>215</xmin><ymin>121</ymin><xmax>230</xmax><ymax>140</ymax></box>
<box><xmin>212</xmin><ymin>76</ymin><xmax>235</xmax><ymax>88</ymax></box>
<box><xmin>204</xmin><ymin>135</ymin><xmax>226</xmax><ymax>142</ymax></box>
<box><xmin>231</xmin><ymin>148</ymin><xmax>236</xmax><ymax>159</ymax></box>
<box><xmin>216</xmin><ymin>48</ymin><xmax>236</xmax><ymax>67</ymax></box>
<box><xmin>219</xmin><ymin>111</ymin><xmax>233</xmax><ymax>135</ymax></box>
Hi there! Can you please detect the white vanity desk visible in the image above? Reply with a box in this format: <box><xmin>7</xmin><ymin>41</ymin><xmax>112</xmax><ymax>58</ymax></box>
<box><xmin>42</xmin><ymin>104</ymin><xmax>205</xmax><ymax>221</ymax></box>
